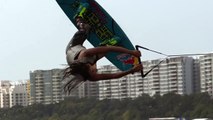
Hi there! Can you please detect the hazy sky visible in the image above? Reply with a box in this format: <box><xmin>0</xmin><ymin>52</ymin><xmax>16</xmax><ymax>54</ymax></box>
<box><xmin>0</xmin><ymin>0</ymin><xmax>213</xmax><ymax>81</ymax></box>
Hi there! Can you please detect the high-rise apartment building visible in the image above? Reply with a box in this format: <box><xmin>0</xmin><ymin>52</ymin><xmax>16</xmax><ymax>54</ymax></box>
<box><xmin>0</xmin><ymin>81</ymin><xmax>13</xmax><ymax>108</ymax></box>
<box><xmin>199</xmin><ymin>53</ymin><xmax>213</xmax><ymax>96</ymax></box>
<box><xmin>0</xmin><ymin>81</ymin><xmax>28</xmax><ymax>108</ymax></box>
<box><xmin>143</xmin><ymin>57</ymin><xmax>194</xmax><ymax>96</ymax></box>
<box><xmin>11</xmin><ymin>84</ymin><xmax>28</xmax><ymax>107</ymax></box>
<box><xmin>98</xmin><ymin>57</ymin><xmax>196</xmax><ymax>100</ymax></box>
<box><xmin>30</xmin><ymin>69</ymin><xmax>63</xmax><ymax>104</ymax></box>
<box><xmin>98</xmin><ymin>65</ymin><xmax>142</xmax><ymax>100</ymax></box>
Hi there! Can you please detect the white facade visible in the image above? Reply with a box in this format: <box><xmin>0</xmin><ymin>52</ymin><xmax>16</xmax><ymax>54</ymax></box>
<box><xmin>11</xmin><ymin>84</ymin><xmax>28</xmax><ymax>107</ymax></box>
<box><xmin>98</xmin><ymin>57</ymin><xmax>195</xmax><ymax>100</ymax></box>
<box><xmin>98</xmin><ymin>65</ymin><xmax>143</xmax><ymax>100</ymax></box>
<box><xmin>0</xmin><ymin>81</ymin><xmax>28</xmax><ymax>108</ymax></box>
<box><xmin>199</xmin><ymin>53</ymin><xmax>213</xmax><ymax>96</ymax></box>
<box><xmin>142</xmin><ymin>57</ymin><xmax>194</xmax><ymax>96</ymax></box>
<box><xmin>84</xmin><ymin>81</ymin><xmax>99</xmax><ymax>98</ymax></box>
<box><xmin>0</xmin><ymin>81</ymin><xmax>13</xmax><ymax>108</ymax></box>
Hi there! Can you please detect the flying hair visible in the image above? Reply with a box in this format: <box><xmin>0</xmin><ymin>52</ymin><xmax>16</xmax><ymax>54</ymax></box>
<box><xmin>62</xmin><ymin>61</ymin><xmax>90</xmax><ymax>94</ymax></box>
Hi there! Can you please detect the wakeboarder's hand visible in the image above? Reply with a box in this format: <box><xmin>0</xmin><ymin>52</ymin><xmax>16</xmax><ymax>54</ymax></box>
<box><xmin>131</xmin><ymin>64</ymin><xmax>143</xmax><ymax>73</ymax></box>
<box><xmin>132</xmin><ymin>50</ymin><xmax>141</xmax><ymax>57</ymax></box>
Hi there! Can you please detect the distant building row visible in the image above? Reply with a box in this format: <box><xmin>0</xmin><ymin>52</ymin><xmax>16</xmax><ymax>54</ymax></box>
<box><xmin>0</xmin><ymin>53</ymin><xmax>213</xmax><ymax>107</ymax></box>
<box><xmin>29</xmin><ymin>53</ymin><xmax>213</xmax><ymax>104</ymax></box>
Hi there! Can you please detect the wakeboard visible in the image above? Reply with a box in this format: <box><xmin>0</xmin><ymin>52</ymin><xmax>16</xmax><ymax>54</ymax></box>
<box><xmin>56</xmin><ymin>0</ymin><xmax>139</xmax><ymax>71</ymax></box>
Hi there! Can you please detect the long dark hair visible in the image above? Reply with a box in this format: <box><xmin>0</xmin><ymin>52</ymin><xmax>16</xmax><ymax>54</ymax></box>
<box><xmin>62</xmin><ymin>61</ymin><xmax>90</xmax><ymax>94</ymax></box>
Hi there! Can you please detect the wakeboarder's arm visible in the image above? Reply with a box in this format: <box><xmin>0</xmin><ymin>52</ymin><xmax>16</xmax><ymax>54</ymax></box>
<box><xmin>89</xmin><ymin>64</ymin><xmax>142</xmax><ymax>81</ymax></box>
<box><xmin>82</xmin><ymin>46</ymin><xmax>141</xmax><ymax>58</ymax></box>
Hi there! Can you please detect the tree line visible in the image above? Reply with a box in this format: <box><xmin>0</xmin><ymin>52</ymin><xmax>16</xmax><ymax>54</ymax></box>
<box><xmin>0</xmin><ymin>93</ymin><xmax>213</xmax><ymax>120</ymax></box>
